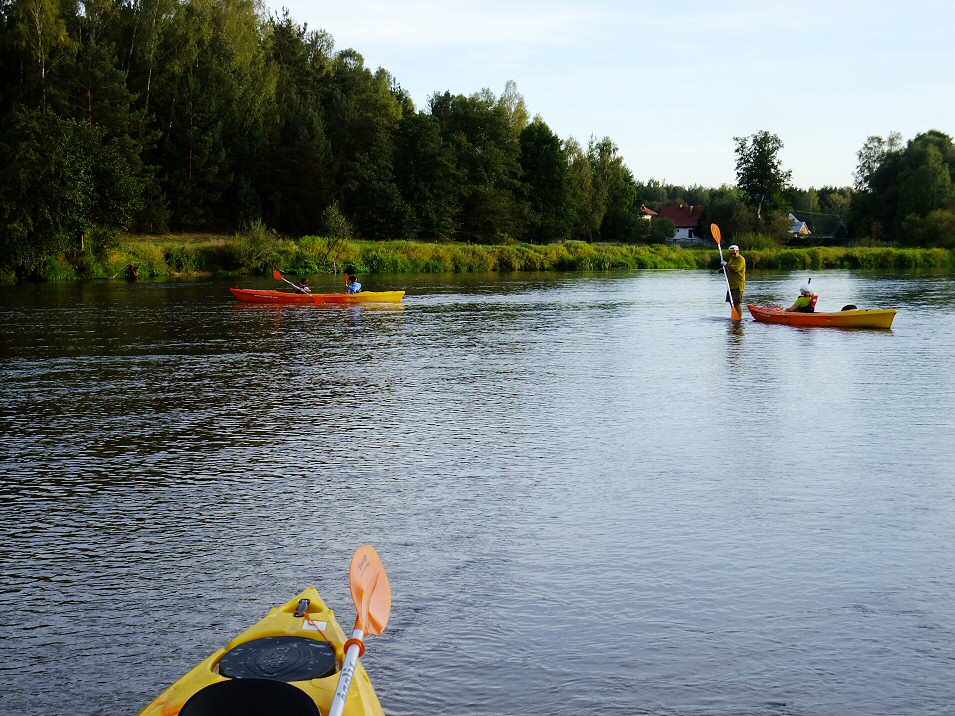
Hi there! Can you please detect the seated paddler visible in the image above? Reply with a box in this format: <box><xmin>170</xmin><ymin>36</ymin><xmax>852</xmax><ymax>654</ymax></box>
<box><xmin>786</xmin><ymin>284</ymin><xmax>818</xmax><ymax>312</ymax></box>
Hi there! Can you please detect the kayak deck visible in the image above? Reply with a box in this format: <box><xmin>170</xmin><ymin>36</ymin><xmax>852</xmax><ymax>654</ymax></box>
<box><xmin>137</xmin><ymin>588</ymin><xmax>385</xmax><ymax>716</ymax></box>
<box><xmin>230</xmin><ymin>288</ymin><xmax>405</xmax><ymax>304</ymax></box>
<box><xmin>747</xmin><ymin>304</ymin><xmax>897</xmax><ymax>329</ymax></box>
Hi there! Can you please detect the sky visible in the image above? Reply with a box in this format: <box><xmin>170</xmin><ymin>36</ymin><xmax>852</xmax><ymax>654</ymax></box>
<box><xmin>264</xmin><ymin>0</ymin><xmax>955</xmax><ymax>190</ymax></box>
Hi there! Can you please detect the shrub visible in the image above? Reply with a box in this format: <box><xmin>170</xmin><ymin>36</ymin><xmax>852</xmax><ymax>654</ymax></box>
<box><xmin>231</xmin><ymin>220</ymin><xmax>282</xmax><ymax>275</ymax></box>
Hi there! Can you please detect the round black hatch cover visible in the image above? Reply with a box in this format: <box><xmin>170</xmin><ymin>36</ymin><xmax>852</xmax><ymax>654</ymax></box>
<box><xmin>219</xmin><ymin>636</ymin><xmax>337</xmax><ymax>681</ymax></box>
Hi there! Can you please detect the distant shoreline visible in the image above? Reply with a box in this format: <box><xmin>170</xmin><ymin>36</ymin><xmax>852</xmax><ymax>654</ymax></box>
<box><xmin>5</xmin><ymin>234</ymin><xmax>953</xmax><ymax>283</ymax></box>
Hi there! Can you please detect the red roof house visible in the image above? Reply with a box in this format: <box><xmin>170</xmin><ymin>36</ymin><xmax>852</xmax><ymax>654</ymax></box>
<box><xmin>655</xmin><ymin>205</ymin><xmax>706</xmax><ymax>244</ymax></box>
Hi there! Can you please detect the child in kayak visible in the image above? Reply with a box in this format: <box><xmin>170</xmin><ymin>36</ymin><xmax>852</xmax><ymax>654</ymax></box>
<box><xmin>346</xmin><ymin>272</ymin><xmax>362</xmax><ymax>293</ymax></box>
<box><xmin>786</xmin><ymin>284</ymin><xmax>817</xmax><ymax>312</ymax></box>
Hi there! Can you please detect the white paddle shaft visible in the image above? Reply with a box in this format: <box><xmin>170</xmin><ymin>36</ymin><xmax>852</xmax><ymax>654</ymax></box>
<box><xmin>328</xmin><ymin>629</ymin><xmax>365</xmax><ymax>716</ymax></box>
<box><xmin>718</xmin><ymin>243</ymin><xmax>736</xmax><ymax>311</ymax></box>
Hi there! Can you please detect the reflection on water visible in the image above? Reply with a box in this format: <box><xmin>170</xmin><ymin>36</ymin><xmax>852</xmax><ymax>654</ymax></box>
<box><xmin>1</xmin><ymin>270</ymin><xmax>954</xmax><ymax>716</ymax></box>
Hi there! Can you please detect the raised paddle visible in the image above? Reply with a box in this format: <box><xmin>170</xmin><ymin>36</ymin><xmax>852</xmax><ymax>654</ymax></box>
<box><xmin>328</xmin><ymin>544</ymin><xmax>392</xmax><ymax>716</ymax></box>
<box><xmin>273</xmin><ymin>268</ymin><xmax>312</xmax><ymax>294</ymax></box>
<box><xmin>712</xmin><ymin>223</ymin><xmax>742</xmax><ymax>321</ymax></box>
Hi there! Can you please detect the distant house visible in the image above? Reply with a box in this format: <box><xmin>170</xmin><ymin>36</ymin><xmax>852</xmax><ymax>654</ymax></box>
<box><xmin>656</xmin><ymin>205</ymin><xmax>706</xmax><ymax>244</ymax></box>
<box><xmin>639</xmin><ymin>204</ymin><xmax>658</xmax><ymax>221</ymax></box>
<box><xmin>789</xmin><ymin>213</ymin><xmax>811</xmax><ymax>237</ymax></box>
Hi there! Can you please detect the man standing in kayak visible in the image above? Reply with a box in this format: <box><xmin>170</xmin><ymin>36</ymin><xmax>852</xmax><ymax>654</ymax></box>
<box><xmin>723</xmin><ymin>244</ymin><xmax>746</xmax><ymax>316</ymax></box>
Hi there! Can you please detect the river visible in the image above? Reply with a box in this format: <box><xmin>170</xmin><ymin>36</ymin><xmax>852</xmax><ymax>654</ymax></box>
<box><xmin>1</xmin><ymin>269</ymin><xmax>954</xmax><ymax>716</ymax></box>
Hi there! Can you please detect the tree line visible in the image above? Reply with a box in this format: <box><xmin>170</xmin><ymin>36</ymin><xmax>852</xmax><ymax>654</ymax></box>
<box><xmin>1</xmin><ymin>0</ymin><xmax>953</xmax><ymax>279</ymax></box>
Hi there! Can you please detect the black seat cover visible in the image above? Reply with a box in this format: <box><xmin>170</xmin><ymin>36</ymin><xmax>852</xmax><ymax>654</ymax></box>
<box><xmin>180</xmin><ymin>678</ymin><xmax>322</xmax><ymax>716</ymax></box>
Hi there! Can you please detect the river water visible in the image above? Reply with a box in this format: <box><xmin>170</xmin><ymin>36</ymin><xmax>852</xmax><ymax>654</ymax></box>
<box><xmin>1</xmin><ymin>269</ymin><xmax>954</xmax><ymax>716</ymax></box>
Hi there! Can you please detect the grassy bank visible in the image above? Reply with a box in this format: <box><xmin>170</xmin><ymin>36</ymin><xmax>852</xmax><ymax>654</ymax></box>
<box><xmin>6</xmin><ymin>232</ymin><xmax>955</xmax><ymax>282</ymax></box>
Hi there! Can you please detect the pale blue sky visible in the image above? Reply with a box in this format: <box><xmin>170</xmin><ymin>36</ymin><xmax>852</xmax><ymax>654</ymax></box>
<box><xmin>267</xmin><ymin>0</ymin><xmax>955</xmax><ymax>190</ymax></box>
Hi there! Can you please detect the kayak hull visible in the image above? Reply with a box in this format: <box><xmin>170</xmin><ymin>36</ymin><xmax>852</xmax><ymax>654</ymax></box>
<box><xmin>137</xmin><ymin>588</ymin><xmax>385</xmax><ymax>716</ymax></box>
<box><xmin>747</xmin><ymin>304</ymin><xmax>897</xmax><ymax>329</ymax></box>
<box><xmin>230</xmin><ymin>288</ymin><xmax>405</xmax><ymax>304</ymax></box>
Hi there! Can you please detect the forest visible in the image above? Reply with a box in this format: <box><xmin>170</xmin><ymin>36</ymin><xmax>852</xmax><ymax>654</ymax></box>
<box><xmin>2</xmin><ymin>0</ymin><xmax>955</xmax><ymax>281</ymax></box>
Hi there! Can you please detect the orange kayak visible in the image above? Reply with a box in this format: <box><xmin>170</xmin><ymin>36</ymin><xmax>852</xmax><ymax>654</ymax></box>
<box><xmin>747</xmin><ymin>304</ymin><xmax>897</xmax><ymax>329</ymax></box>
<box><xmin>230</xmin><ymin>288</ymin><xmax>405</xmax><ymax>304</ymax></box>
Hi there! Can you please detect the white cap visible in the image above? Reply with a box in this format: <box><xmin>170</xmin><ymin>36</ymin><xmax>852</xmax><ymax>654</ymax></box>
<box><xmin>728</xmin><ymin>244</ymin><xmax>739</xmax><ymax>252</ymax></box>
<box><xmin>800</xmin><ymin>284</ymin><xmax>812</xmax><ymax>294</ymax></box>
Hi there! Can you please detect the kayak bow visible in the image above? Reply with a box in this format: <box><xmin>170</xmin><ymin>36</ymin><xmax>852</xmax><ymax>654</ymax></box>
<box><xmin>137</xmin><ymin>588</ymin><xmax>386</xmax><ymax>716</ymax></box>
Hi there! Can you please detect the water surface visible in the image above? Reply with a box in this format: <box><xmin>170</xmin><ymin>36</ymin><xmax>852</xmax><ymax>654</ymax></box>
<box><xmin>2</xmin><ymin>270</ymin><xmax>954</xmax><ymax>715</ymax></box>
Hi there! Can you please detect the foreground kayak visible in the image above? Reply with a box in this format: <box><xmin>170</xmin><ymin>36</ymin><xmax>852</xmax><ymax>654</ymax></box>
<box><xmin>138</xmin><ymin>587</ymin><xmax>385</xmax><ymax>716</ymax></box>
<box><xmin>748</xmin><ymin>304</ymin><xmax>897</xmax><ymax>329</ymax></box>
<box><xmin>230</xmin><ymin>288</ymin><xmax>405</xmax><ymax>304</ymax></box>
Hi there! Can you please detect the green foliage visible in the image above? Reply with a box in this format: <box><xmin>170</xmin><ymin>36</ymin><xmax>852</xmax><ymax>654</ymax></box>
<box><xmin>519</xmin><ymin>118</ymin><xmax>572</xmax><ymax>244</ymax></box>
<box><xmin>230</xmin><ymin>220</ymin><xmax>283</xmax><ymax>274</ymax></box>
<box><xmin>734</xmin><ymin>131</ymin><xmax>792</xmax><ymax>222</ymax></box>
<box><xmin>734</xmin><ymin>232</ymin><xmax>784</xmax><ymax>250</ymax></box>
<box><xmin>900</xmin><ymin>210</ymin><xmax>955</xmax><ymax>249</ymax></box>
<box><xmin>632</xmin><ymin>218</ymin><xmax>675</xmax><ymax>245</ymax></box>
<box><xmin>393</xmin><ymin>107</ymin><xmax>460</xmax><ymax>240</ymax></box>
<box><xmin>590</xmin><ymin>137</ymin><xmax>639</xmax><ymax>243</ymax></box>
<box><xmin>1</xmin><ymin>0</ymin><xmax>952</xmax><ymax>281</ymax></box>
<box><xmin>744</xmin><ymin>246</ymin><xmax>952</xmax><ymax>271</ymax></box>
<box><xmin>787</xmin><ymin>186</ymin><xmax>852</xmax><ymax>238</ymax></box>
<box><xmin>163</xmin><ymin>243</ymin><xmax>229</xmax><ymax>273</ymax></box>
<box><xmin>322</xmin><ymin>200</ymin><xmax>353</xmax><ymax>242</ymax></box>
<box><xmin>86</xmin><ymin>226</ymin><xmax>121</xmax><ymax>262</ymax></box>
<box><xmin>850</xmin><ymin>130</ymin><xmax>955</xmax><ymax>242</ymax></box>
<box><xmin>429</xmin><ymin>89</ymin><xmax>525</xmax><ymax>242</ymax></box>
<box><xmin>0</xmin><ymin>107</ymin><xmax>143</xmax><ymax>278</ymax></box>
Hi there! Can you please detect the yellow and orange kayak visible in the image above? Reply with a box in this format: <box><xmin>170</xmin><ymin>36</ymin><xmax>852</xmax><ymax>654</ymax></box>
<box><xmin>138</xmin><ymin>587</ymin><xmax>385</xmax><ymax>716</ymax></box>
<box><xmin>230</xmin><ymin>288</ymin><xmax>405</xmax><ymax>304</ymax></box>
<box><xmin>748</xmin><ymin>304</ymin><xmax>897</xmax><ymax>329</ymax></box>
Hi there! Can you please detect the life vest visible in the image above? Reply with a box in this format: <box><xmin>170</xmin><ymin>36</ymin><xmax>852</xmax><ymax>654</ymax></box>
<box><xmin>796</xmin><ymin>293</ymin><xmax>818</xmax><ymax>313</ymax></box>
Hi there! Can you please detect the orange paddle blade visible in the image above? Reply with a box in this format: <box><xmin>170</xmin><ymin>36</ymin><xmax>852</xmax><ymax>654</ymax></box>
<box><xmin>711</xmin><ymin>223</ymin><xmax>722</xmax><ymax>245</ymax></box>
<box><xmin>350</xmin><ymin>545</ymin><xmax>392</xmax><ymax>636</ymax></box>
<box><xmin>273</xmin><ymin>269</ymin><xmax>283</xmax><ymax>281</ymax></box>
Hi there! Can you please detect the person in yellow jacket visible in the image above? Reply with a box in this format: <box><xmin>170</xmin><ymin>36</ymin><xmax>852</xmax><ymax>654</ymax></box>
<box><xmin>721</xmin><ymin>244</ymin><xmax>746</xmax><ymax>314</ymax></box>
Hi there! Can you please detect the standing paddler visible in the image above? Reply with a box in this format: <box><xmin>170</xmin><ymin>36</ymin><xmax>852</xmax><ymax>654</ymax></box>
<box><xmin>722</xmin><ymin>243</ymin><xmax>746</xmax><ymax>320</ymax></box>
<box><xmin>711</xmin><ymin>223</ymin><xmax>745</xmax><ymax>321</ymax></box>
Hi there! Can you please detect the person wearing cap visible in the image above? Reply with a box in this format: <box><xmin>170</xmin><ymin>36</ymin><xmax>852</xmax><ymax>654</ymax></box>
<box><xmin>721</xmin><ymin>244</ymin><xmax>746</xmax><ymax>315</ymax></box>
<box><xmin>786</xmin><ymin>284</ymin><xmax>817</xmax><ymax>312</ymax></box>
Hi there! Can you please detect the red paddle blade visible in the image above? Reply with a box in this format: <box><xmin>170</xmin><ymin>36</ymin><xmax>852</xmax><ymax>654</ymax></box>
<box><xmin>711</xmin><ymin>223</ymin><xmax>722</xmax><ymax>245</ymax></box>
<box><xmin>350</xmin><ymin>545</ymin><xmax>392</xmax><ymax>636</ymax></box>
<box><xmin>273</xmin><ymin>269</ymin><xmax>283</xmax><ymax>281</ymax></box>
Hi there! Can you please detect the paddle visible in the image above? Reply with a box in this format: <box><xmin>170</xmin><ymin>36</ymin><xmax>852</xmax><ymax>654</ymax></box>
<box><xmin>328</xmin><ymin>545</ymin><xmax>392</xmax><ymax>716</ymax></box>
<box><xmin>273</xmin><ymin>268</ymin><xmax>311</xmax><ymax>294</ymax></box>
<box><xmin>712</xmin><ymin>223</ymin><xmax>742</xmax><ymax>321</ymax></box>
<box><xmin>273</xmin><ymin>268</ymin><xmax>325</xmax><ymax>304</ymax></box>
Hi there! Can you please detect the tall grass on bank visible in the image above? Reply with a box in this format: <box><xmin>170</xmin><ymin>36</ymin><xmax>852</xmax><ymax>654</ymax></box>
<box><xmin>4</xmin><ymin>233</ymin><xmax>953</xmax><ymax>282</ymax></box>
<box><xmin>744</xmin><ymin>246</ymin><xmax>953</xmax><ymax>271</ymax></box>
<box><xmin>245</xmin><ymin>238</ymin><xmax>954</xmax><ymax>274</ymax></box>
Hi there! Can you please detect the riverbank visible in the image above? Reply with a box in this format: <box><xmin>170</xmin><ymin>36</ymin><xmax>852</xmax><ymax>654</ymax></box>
<box><xmin>7</xmin><ymin>231</ymin><xmax>954</xmax><ymax>282</ymax></box>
